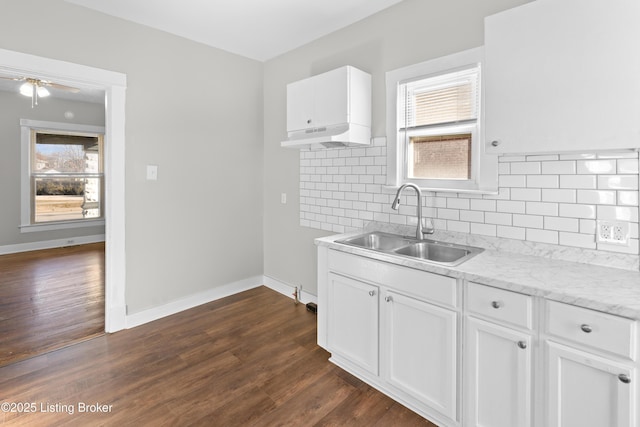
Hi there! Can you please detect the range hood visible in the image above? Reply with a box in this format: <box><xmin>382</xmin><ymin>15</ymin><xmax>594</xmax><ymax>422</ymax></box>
<box><xmin>280</xmin><ymin>65</ymin><xmax>371</xmax><ymax>150</ymax></box>
<box><xmin>281</xmin><ymin>123</ymin><xmax>371</xmax><ymax>149</ymax></box>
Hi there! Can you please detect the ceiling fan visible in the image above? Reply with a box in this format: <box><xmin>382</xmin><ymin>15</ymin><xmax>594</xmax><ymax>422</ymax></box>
<box><xmin>0</xmin><ymin>75</ymin><xmax>80</xmax><ymax>108</ymax></box>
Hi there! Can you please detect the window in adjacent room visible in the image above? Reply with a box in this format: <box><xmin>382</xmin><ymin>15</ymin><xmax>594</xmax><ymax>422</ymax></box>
<box><xmin>20</xmin><ymin>120</ymin><xmax>105</xmax><ymax>232</ymax></box>
<box><xmin>386</xmin><ymin>47</ymin><xmax>497</xmax><ymax>192</ymax></box>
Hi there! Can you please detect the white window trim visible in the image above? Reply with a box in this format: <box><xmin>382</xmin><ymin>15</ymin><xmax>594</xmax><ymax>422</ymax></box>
<box><xmin>385</xmin><ymin>46</ymin><xmax>498</xmax><ymax>193</ymax></box>
<box><xmin>20</xmin><ymin>119</ymin><xmax>106</xmax><ymax>232</ymax></box>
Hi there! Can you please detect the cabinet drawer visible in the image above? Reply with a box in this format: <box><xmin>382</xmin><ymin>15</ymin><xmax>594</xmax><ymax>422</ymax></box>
<box><xmin>467</xmin><ymin>282</ymin><xmax>533</xmax><ymax>330</ymax></box>
<box><xmin>328</xmin><ymin>250</ymin><xmax>457</xmax><ymax>308</ymax></box>
<box><xmin>546</xmin><ymin>300</ymin><xmax>636</xmax><ymax>360</ymax></box>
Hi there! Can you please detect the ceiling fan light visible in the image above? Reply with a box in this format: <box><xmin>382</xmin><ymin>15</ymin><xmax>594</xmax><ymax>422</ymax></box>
<box><xmin>37</xmin><ymin>86</ymin><xmax>50</xmax><ymax>97</ymax></box>
<box><xmin>19</xmin><ymin>82</ymin><xmax>33</xmax><ymax>97</ymax></box>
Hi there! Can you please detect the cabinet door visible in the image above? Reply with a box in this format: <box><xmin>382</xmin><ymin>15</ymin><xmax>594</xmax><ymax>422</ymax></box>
<box><xmin>464</xmin><ymin>317</ymin><xmax>532</xmax><ymax>427</ymax></box>
<box><xmin>547</xmin><ymin>341</ymin><xmax>636</xmax><ymax>427</ymax></box>
<box><xmin>484</xmin><ymin>0</ymin><xmax>640</xmax><ymax>154</ymax></box>
<box><xmin>312</xmin><ymin>67</ymin><xmax>348</xmax><ymax>128</ymax></box>
<box><xmin>286</xmin><ymin>77</ymin><xmax>314</xmax><ymax>132</ymax></box>
<box><xmin>327</xmin><ymin>273</ymin><xmax>379</xmax><ymax>375</ymax></box>
<box><xmin>383</xmin><ymin>291</ymin><xmax>457</xmax><ymax>420</ymax></box>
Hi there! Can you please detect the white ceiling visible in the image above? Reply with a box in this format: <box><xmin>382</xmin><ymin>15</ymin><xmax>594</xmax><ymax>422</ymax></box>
<box><xmin>64</xmin><ymin>0</ymin><xmax>405</xmax><ymax>62</ymax></box>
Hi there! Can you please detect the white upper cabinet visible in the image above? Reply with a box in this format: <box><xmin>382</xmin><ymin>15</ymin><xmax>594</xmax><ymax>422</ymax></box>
<box><xmin>282</xmin><ymin>66</ymin><xmax>371</xmax><ymax>148</ymax></box>
<box><xmin>484</xmin><ymin>0</ymin><xmax>640</xmax><ymax>154</ymax></box>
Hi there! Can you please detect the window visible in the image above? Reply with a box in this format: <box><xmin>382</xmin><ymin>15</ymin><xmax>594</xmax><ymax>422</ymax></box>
<box><xmin>20</xmin><ymin>120</ymin><xmax>105</xmax><ymax>232</ymax></box>
<box><xmin>386</xmin><ymin>47</ymin><xmax>497</xmax><ymax>193</ymax></box>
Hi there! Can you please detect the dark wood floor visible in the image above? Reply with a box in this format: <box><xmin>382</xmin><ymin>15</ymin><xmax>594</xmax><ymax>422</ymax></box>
<box><xmin>0</xmin><ymin>243</ymin><xmax>105</xmax><ymax>367</ymax></box>
<box><xmin>0</xmin><ymin>286</ymin><xmax>436</xmax><ymax>426</ymax></box>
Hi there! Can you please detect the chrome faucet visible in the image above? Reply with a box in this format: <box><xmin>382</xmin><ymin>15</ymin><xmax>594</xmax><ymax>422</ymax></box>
<box><xmin>391</xmin><ymin>183</ymin><xmax>435</xmax><ymax>240</ymax></box>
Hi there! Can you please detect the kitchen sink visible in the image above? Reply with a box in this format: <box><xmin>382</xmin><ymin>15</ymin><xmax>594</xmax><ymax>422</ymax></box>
<box><xmin>393</xmin><ymin>241</ymin><xmax>482</xmax><ymax>266</ymax></box>
<box><xmin>336</xmin><ymin>231</ymin><xmax>413</xmax><ymax>251</ymax></box>
<box><xmin>335</xmin><ymin>231</ymin><xmax>483</xmax><ymax>266</ymax></box>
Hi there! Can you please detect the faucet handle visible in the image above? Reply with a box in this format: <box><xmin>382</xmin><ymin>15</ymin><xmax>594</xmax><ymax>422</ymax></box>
<box><xmin>422</xmin><ymin>218</ymin><xmax>436</xmax><ymax>235</ymax></box>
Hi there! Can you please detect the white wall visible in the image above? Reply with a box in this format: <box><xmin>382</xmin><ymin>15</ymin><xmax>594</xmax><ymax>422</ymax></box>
<box><xmin>0</xmin><ymin>0</ymin><xmax>264</xmax><ymax>314</ymax></box>
<box><xmin>263</xmin><ymin>0</ymin><xmax>532</xmax><ymax>296</ymax></box>
<box><xmin>0</xmin><ymin>90</ymin><xmax>105</xmax><ymax>248</ymax></box>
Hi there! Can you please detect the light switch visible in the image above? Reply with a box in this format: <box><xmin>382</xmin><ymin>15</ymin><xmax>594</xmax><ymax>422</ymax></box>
<box><xmin>146</xmin><ymin>165</ymin><xmax>158</xmax><ymax>181</ymax></box>
<box><xmin>281</xmin><ymin>193</ymin><xmax>287</xmax><ymax>204</ymax></box>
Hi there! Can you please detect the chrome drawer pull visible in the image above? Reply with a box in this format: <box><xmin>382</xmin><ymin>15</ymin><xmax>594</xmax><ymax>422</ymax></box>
<box><xmin>517</xmin><ymin>341</ymin><xmax>527</xmax><ymax>349</ymax></box>
<box><xmin>385</xmin><ymin>296</ymin><xmax>393</xmax><ymax>303</ymax></box>
<box><xmin>368</xmin><ymin>290</ymin><xmax>375</xmax><ymax>297</ymax></box>
<box><xmin>491</xmin><ymin>301</ymin><xmax>502</xmax><ymax>309</ymax></box>
<box><xmin>619</xmin><ymin>374</ymin><xmax>631</xmax><ymax>384</ymax></box>
<box><xmin>580</xmin><ymin>324</ymin><xmax>593</xmax><ymax>333</ymax></box>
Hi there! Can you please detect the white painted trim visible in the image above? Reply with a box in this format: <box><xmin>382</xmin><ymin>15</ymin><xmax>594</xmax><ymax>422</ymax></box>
<box><xmin>20</xmin><ymin>219</ymin><xmax>105</xmax><ymax>233</ymax></box>
<box><xmin>125</xmin><ymin>276</ymin><xmax>264</xmax><ymax>329</ymax></box>
<box><xmin>263</xmin><ymin>275</ymin><xmax>319</xmax><ymax>305</ymax></box>
<box><xmin>0</xmin><ymin>48</ymin><xmax>128</xmax><ymax>333</ymax></box>
<box><xmin>0</xmin><ymin>234</ymin><xmax>105</xmax><ymax>255</ymax></box>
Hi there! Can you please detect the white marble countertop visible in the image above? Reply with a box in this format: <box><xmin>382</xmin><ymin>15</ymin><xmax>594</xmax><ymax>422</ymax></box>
<box><xmin>316</xmin><ymin>230</ymin><xmax>640</xmax><ymax>320</ymax></box>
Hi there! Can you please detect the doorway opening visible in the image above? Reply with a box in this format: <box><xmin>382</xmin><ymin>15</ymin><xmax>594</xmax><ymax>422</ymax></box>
<box><xmin>0</xmin><ymin>49</ymin><xmax>127</xmax><ymax>364</ymax></box>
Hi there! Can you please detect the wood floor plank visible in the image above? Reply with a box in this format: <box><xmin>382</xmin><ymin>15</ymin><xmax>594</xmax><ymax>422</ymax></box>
<box><xmin>0</xmin><ymin>243</ymin><xmax>105</xmax><ymax>366</ymax></box>
<box><xmin>0</xmin><ymin>286</ymin><xmax>436</xmax><ymax>426</ymax></box>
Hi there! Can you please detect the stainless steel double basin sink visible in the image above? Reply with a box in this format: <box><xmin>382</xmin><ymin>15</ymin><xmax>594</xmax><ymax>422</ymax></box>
<box><xmin>335</xmin><ymin>231</ymin><xmax>483</xmax><ymax>267</ymax></box>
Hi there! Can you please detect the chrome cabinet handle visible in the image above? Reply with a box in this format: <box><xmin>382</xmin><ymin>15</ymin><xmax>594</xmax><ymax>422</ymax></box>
<box><xmin>619</xmin><ymin>374</ymin><xmax>631</xmax><ymax>384</ymax></box>
<box><xmin>517</xmin><ymin>341</ymin><xmax>527</xmax><ymax>349</ymax></box>
<box><xmin>385</xmin><ymin>296</ymin><xmax>393</xmax><ymax>303</ymax></box>
<box><xmin>581</xmin><ymin>324</ymin><xmax>593</xmax><ymax>333</ymax></box>
<box><xmin>307</xmin><ymin>119</ymin><xmax>312</xmax><ymax>124</ymax></box>
<box><xmin>368</xmin><ymin>290</ymin><xmax>375</xmax><ymax>297</ymax></box>
<box><xmin>491</xmin><ymin>301</ymin><xmax>502</xmax><ymax>309</ymax></box>
<box><xmin>491</xmin><ymin>140</ymin><xmax>500</xmax><ymax>147</ymax></box>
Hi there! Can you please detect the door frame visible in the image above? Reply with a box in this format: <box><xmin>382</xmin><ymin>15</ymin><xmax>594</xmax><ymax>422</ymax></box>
<box><xmin>0</xmin><ymin>48</ymin><xmax>127</xmax><ymax>332</ymax></box>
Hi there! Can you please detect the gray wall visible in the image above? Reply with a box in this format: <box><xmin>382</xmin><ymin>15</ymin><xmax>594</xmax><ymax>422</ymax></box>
<box><xmin>263</xmin><ymin>0</ymin><xmax>531</xmax><ymax>296</ymax></box>
<box><xmin>0</xmin><ymin>0</ymin><xmax>264</xmax><ymax>314</ymax></box>
<box><xmin>0</xmin><ymin>90</ymin><xmax>106</xmax><ymax>246</ymax></box>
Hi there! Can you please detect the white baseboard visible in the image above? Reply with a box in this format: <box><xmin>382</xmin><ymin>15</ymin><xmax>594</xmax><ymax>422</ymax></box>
<box><xmin>124</xmin><ymin>275</ymin><xmax>319</xmax><ymax>330</ymax></box>
<box><xmin>0</xmin><ymin>234</ymin><xmax>105</xmax><ymax>255</ymax></box>
<box><xmin>125</xmin><ymin>275</ymin><xmax>264</xmax><ymax>329</ymax></box>
<box><xmin>263</xmin><ymin>275</ymin><xmax>318</xmax><ymax>305</ymax></box>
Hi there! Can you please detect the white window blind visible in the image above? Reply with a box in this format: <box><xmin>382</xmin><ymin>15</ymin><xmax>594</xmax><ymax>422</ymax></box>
<box><xmin>399</xmin><ymin>66</ymin><xmax>480</xmax><ymax>131</ymax></box>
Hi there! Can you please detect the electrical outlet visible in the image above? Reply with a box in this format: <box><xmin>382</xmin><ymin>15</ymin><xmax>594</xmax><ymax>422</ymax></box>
<box><xmin>597</xmin><ymin>220</ymin><xmax>629</xmax><ymax>245</ymax></box>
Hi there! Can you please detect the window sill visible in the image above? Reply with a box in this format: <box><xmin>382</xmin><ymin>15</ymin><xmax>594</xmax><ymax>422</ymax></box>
<box><xmin>20</xmin><ymin>219</ymin><xmax>105</xmax><ymax>233</ymax></box>
<box><xmin>381</xmin><ymin>185</ymin><xmax>498</xmax><ymax>196</ymax></box>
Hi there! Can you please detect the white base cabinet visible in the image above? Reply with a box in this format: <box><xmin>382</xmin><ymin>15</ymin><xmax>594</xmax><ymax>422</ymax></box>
<box><xmin>383</xmin><ymin>290</ymin><xmax>457</xmax><ymax>419</ymax></box>
<box><xmin>319</xmin><ymin>248</ymin><xmax>459</xmax><ymax>426</ymax></box>
<box><xmin>327</xmin><ymin>273</ymin><xmax>379</xmax><ymax>375</ymax></box>
<box><xmin>464</xmin><ymin>317</ymin><xmax>532</xmax><ymax>427</ymax></box>
<box><xmin>317</xmin><ymin>245</ymin><xmax>640</xmax><ymax>427</ymax></box>
<box><xmin>546</xmin><ymin>342</ymin><xmax>635</xmax><ymax>427</ymax></box>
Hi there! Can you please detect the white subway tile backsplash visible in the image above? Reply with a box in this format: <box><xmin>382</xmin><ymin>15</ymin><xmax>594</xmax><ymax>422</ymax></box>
<box><xmin>497</xmin><ymin>200</ymin><xmax>526</xmax><ymax>214</ymax></box>
<box><xmin>526</xmin><ymin>201</ymin><xmax>559</xmax><ymax>216</ymax></box>
<box><xmin>541</xmin><ymin>161</ymin><xmax>576</xmax><ymax>175</ymax></box>
<box><xmin>560</xmin><ymin>175</ymin><xmax>597</xmax><ymax>189</ymax></box>
<box><xmin>559</xmin><ymin>232</ymin><xmax>596</xmax><ymax>249</ymax></box>
<box><xmin>527</xmin><ymin>175</ymin><xmax>559</xmax><ymax>188</ymax></box>
<box><xmin>527</xmin><ymin>228</ymin><xmax>559</xmax><ymax>244</ymax></box>
<box><xmin>544</xmin><ymin>216</ymin><xmax>579</xmax><ymax>233</ymax></box>
<box><xmin>577</xmin><ymin>159</ymin><xmax>616</xmax><ymax>174</ymax></box>
<box><xmin>617</xmin><ymin>159</ymin><xmax>640</xmax><ymax>174</ymax></box>
<box><xmin>511</xmin><ymin>161</ymin><xmax>541</xmax><ymax>175</ymax></box>
<box><xmin>510</xmin><ymin>188</ymin><xmax>542</xmax><ymax>202</ymax></box>
<box><xmin>513</xmin><ymin>214</ymin><xmax>544</xmax><ymax>229</ymax></box>
<box><xmin>598</xmin><ymin>175</ymin><xmax>639</xmax><ymax>190</ymax></box>
<box><xmin>299</xmin><ymin>147</ymin><xmax>639</xmax><ymax>257</ymax></box>
<box><xmin>542</xmin><ymin>189</ymin><xmax>576</xmax><ymax>203</ymax></box>
<box><xmin>559</xmin><ymin>203</ymin><xmax>596</xmax><ymax>219</ymax></box>
<box><xmin>497</xmin><ymin>225</ymin><xmax>526</xmax><ymax>240</ymax></box>
<box><xmin>597</xmin><ymin>205</ymin><xmax>638</xmax><ymax>222</ymax></box>
<box><xmin>618</xmin><ymin>191</ymin><xmax>639</xmax><ymax>206</ymax></box>
<box><xmin>576</xmin><ymin>190</ymin><xmax>616</xmax><ymax>205</ymax></box>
